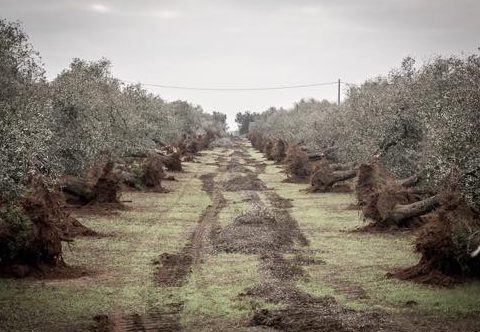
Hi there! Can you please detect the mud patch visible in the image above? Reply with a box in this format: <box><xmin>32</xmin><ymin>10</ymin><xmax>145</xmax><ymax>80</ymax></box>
<box><xmin>154</xmin><ymin>253</ymin><xmax>193</xmax><ymax>286</ymax></box>
<box><xmin>199</xmin><ymin>173</ymin><xmax>216</xmax><ymax>193</ymax></box>
<box><xmin>250</xmin><ymin>296</ymin><xmax>392</xmax><ymax>332</ymax></box>
<box><xmin>223</xmin><ymin>174</ymin><xmax>267</xmax><ymax>191</ymax></box>
<box><xmin>92</xmin><ymin>310</ymin><xmax>181</xmax><ymax>331</ymax></box>
<box><xmin>264</xmin><ymin>191</ymin><xmax>293</xmax><ymax>209</ymax></box>
<box><xmin>212</xmin><ymin>206</ymin><xmax>306</xmax><ymax>255</ymax></box>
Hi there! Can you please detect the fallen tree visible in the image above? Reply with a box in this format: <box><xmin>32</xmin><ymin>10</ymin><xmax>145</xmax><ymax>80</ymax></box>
<box><xmin>263</xmin><ymin>139</ymin><xmax>275</xmax><ymax>160</ymax></box>
<box><xmin>356</xmin><ymin>162</ymin><xmax>439</xmax><ymax>228</ymax></box>
<box><xmin>309</xmin><ymin>160</ymin><xmax>357</xmax><ymax>193</ymax></box>
<box><xmin>271</xmin><ymin>139</ymin><xmax>287</xmax><ymax>163</ymax></box>
<box><xmin>62</xmin><ymin>161</ymin><xmax>121</xmax><ymax>205</ymax></box>
<box><xmin>141</xmin><ymin>155</ymin><xmax>168</xmax><ymax>192</ymax></box>
<box><xmin>284</xmin><ymin>144</ymin><xmax>311</xmax><ymax>181</ymax></box>
<box><xmin>0</xmin><ymin>178</ymin><xmax>76</xmax><ymax>277</ymax></box>
<box><xmin>158</xmin><ymin>152</ymin><xmax>182</xmax><ymax>172</ymax></box>
<box><xmin>392</xmin><ymin>194</ymin><xmax>480</xmax><ymax>286</ymax></box>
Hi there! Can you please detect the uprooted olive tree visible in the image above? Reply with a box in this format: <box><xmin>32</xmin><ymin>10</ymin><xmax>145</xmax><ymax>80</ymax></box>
<box><xmin>248</xmin><ymin>52</ymin><xmax>480</xmax><ymax>284</ymax></box>
<box><xmin>0</xmin><ymin>19</ymin><xmax>227</xmax><ymax>277</ymax></box>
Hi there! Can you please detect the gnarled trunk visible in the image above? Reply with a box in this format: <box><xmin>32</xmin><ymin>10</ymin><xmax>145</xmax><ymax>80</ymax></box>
<box><xmin>381</xmin><ymin>195</ymin><xmax>440</xmax><ymax>225</ymax></box>
<box><xmin>310</xmin><ymin>161</ymin><xmax>356</xmax><ymax>192</ymax></box>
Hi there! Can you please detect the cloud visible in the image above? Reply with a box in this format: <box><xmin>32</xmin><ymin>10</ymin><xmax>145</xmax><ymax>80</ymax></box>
<box><xmin>89</xmin><ymin>3</ymin><xmax>112</xmax><ymax>14</ymax></box>
<box><xmin>152</xmin><ymin>10</ymin><xmax>182</xmax><ymax>19</ymax></box>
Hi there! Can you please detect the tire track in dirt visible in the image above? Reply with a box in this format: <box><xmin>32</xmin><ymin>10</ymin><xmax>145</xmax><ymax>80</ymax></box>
<box><xmin>92</xmin><ymin>155</ymin><xmax>227</xmax><ymax>332</ymax></box>
<box><xmin>210</xmin><ymin>143</ymin><xmax>411</xmax><ymax>332</ymax></box>
<box><xmin>240</xmin><ymin>141</ymin><xmax>480</xmax><ymax>332</ymax></box>
<box><xmin>154</xmin><ymin>167</ymin><xmax>226</xmax><ymax>286</ymax></box>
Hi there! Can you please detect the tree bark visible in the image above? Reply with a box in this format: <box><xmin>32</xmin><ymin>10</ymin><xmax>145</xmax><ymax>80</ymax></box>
<box><xmin>330</xmin><ymin>162</ymin><xmax>356</xmax><ymax>171</ymax></box>
<box><xmin>310</xmin><ymin>168</ymin><xmax>357</xmax><ymax>192</ymax></box>
<box><xmin>384</xmin><ymin>195</ymin><xmax>440</xmax><ymax>224</ymax></box>
<box><xmin>62</xmin><ymin>178</ymin><xmax>94</xmax><ymax>203</ymax></box>
<box><xmin>398</xmin><ymin>174</ymin><xmax>420</xmax><ymax>187</ymax></box>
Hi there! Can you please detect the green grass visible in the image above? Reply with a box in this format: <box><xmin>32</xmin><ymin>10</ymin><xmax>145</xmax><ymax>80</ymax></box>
<box><xmin>0</xmin><ymin>160</ymin><xmax>212</xmax><ymax>331</ymax></box>
<box><xmin>180</xmin><ymin>253</ymin><xmax>268</xmax><ymax>320</ymax></box>
<box><xmin>245</xmin><ymin>145</ymin><xmax>480</xmax><ymax>316</ymax></box>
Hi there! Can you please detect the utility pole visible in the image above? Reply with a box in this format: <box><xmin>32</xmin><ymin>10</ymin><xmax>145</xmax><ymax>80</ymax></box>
<box><xmin>337</xmin><ymin>79</ymin><xmax>341</xmax><ymax>106</ymax></box>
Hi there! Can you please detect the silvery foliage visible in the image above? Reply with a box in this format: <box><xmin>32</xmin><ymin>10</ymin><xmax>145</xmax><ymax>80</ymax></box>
<box><xmin>251</xmin><ymin>54</ymin><xmax>480</xmax><ymax>207</ymax></box>
<box><xmin>0</xmin><ymin>19</ymin><xmax>58</xmax><ymax>201</ymax></box>
<box><xmin>51</xmin><ymin>58</ymin><xmax>226</xmax><ymax>175</ymax></box>
<box><xmin>1</xmin><ymin>20</ymin><xmax>227</xmax><ymax>200</ymax></box>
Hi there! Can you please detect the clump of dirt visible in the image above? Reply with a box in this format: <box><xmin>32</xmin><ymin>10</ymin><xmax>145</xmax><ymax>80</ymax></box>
<box><xmin>223</xmin><ymin>174</ymin><xmax>267</xmax><ymax>191</ymax></box>
<box><xmin>243</xmin><ymin>283</ymin><xmax>318</xmax><ymax>305</ymax></box>
<box><xmin>92</xmin><ymin>310</ymin><xmax>181</xmax><ymax>332</ymax></box>
<box><xmin>154</xmin><ymin>252</ymin><xmax>193</xmax><ymax>286</ymax></box>
<box><xmin>199</xmin><ymin>173</ymin><xmax>216</xmax><ymax>193</ymax></box>
<box><xmin>226</xmin><ymin>159</ymin><xmax>253</xmax><ymax>174</ymax></box>
<box><xmin>250</xmin><ymin>296</ymin><xmax>392</xmax><ymax>332</ymax></box>
<box><xmin>260</xmin><ymin>253</ymin><xmax>304</xmax><ymax>281</ymax></box>
<box><xmin>284</xmin><ymin>144</ymin><xmax>311</xmax><ymax>180</ymax></box>
<box><xmin>264</xmin><ymin>191</ymin><xmax>293</xmax><ymax>209</ymax></box>
<box><xmin>212</xmin><ymin>206</ymin><xmax>306</xmax><ymax>254</ymax></box>
<box><xmin>59</xmin><ymin>215</ymin><xmax>98</xmax><ymax>238</ymax></box>
<box><xmin>391</xmin><ymin>194</ymin><xmax>480</xmax><ymax>286</ymax></box>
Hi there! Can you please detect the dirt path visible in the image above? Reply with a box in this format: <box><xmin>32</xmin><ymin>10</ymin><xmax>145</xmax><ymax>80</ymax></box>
<box><xmin>5</xmin><ymin>140</ymin><xmax>478</xmax><ymax>332</ymax></box>
<box><xmin>113</xmin><ymin>140</ymin><xmax>479</xmax><ymax>332</ymax></box>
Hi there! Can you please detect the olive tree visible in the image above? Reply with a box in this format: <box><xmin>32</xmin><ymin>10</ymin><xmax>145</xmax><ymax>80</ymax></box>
<box><xmin>0</xmin><ymin>19</ymin><xmax>57</xmax><ymax>201</ymax></box>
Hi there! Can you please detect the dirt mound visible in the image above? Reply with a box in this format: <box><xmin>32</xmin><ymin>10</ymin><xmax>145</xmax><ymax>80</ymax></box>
<box><xmin>264</xmin><ymin>191</ymin><xmax>293</xmax><ymax>209</ymax></box>
<box><xmin>212</xmin><ymin>206</ymin><xmax>306</xmax><ymax>254</ymax></box>
<box><xmin>392</xmin><ymin>194</ymin><xmax>480</xmax><ymax>286</ymax></box>
<box><xmin>154</xmin><ymin>252</ymin><xmax>193</xmax><ymax>286</ymax></box>
<box><xmin>199</xmin><ymin>173</ymin><xmax>216</xmax><ymax>193</ymax></box>
<box><xmin>92</xmin><ymin>310</ymin><xmax>181</xmax><ymax>332</ymax></box>
<box><xmin>243</xmin><ymin>283</ymin><xmax>318</xmax><ymax>305</ymax></box>
<box><xmin>260</xmin><ymin>253</ymin><xmax>304</xmax><ymax>281</ymax></box>
<box><xmin>59</xmin><ymin>215</ymin><xmax>97</xmax><ymax>238</ymax></box>
<box><xmin>223</xmin><ymin>174</ymin><xmax>267</xmax><ymax>191</ymax></box>
<box><xmin>250</xmin><ymin>296</ymin><xmax>392</xmax><ymax>332</ymax></box>
<box><xmin>284</xmin><ymin>144</ymin><xmax>311</xmax><ymax>180</ymax></box>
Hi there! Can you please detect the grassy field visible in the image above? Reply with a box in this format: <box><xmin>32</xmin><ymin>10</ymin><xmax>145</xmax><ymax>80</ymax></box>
<box><xmin>1</xmin><ymin>145</ymin><xmax>479</xmax><ymax>331</ymax></box>
<box><xmin>248</xmin><ymin>145</ymin><xmax>480</xmax><ymax>316</ymax></box>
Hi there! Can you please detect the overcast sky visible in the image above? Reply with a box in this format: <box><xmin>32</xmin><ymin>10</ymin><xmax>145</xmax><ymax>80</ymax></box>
<box><xmin>1</xmin><ymin>0</ymin><xmax>479</xmax><ymax>129</ymax></box>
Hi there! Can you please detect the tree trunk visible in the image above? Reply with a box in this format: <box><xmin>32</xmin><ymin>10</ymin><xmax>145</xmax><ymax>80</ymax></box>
<box><xmin>62</xmin><ymin>177</ymin><xmax>94</xmax><ymax>203</ymax></box>
<box><xmin>310</xmin><ymin>168</ymin><xmax>357</xmax><ymax>192</ymax></box>
<box><xmin>330</xmin><ymin>162</ymin><xmax>356</xmax><ymax>171</ymax></box>
<box><xmin>383</xmin><ymin>195</ymin><xmax>440</xmax><ymax>224</ymax></box>
<box><xmin>398</xmin><ymin>174</ymin><xmax>419</xmax><ymax>187</ymax></box>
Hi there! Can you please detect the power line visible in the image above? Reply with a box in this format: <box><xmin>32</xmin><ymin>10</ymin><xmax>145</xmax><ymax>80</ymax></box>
<box><xmin>123</xmin><ymin>80</ymin><xmax>341</xmax><ymax>91</ymax></box>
